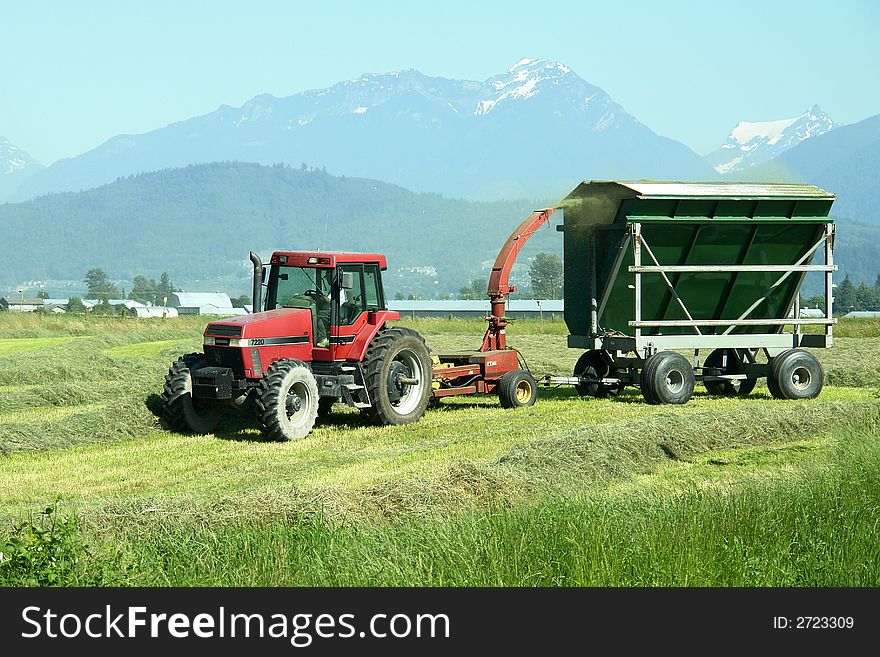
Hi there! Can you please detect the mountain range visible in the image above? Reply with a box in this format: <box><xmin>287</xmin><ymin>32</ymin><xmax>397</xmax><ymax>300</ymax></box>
<box><xmin>3</xmin><ymin>59</ymin><xmax>867</xmax><ymax>207</ymax></box>
<box><xmin>5</xmin><ymin>59</ymin><xmax>715</xmax><ymax>202</ymax></box>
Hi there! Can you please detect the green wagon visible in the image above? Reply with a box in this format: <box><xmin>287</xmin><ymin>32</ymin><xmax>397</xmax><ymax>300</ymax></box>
<box><xmin>552</xmin><ymin>181</ymin><xmax>836</xmax><ymax>404</ymax></box>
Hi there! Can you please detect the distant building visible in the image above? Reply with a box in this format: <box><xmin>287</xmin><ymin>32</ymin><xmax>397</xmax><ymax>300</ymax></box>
<box><xmin>130</xmin><ymin>306</ymin><xmax>179</xmax><ymax>318</ymax></box>
<box><xmin>0</xmin><ymin>296</ymin><xmax>45</xmax><ymax>312</ymax></box>
<box><xmin>844</xmin><ymin>310</ymin><xmax>880</xmax><ymax>318</ymax></box>
<box><xmin>169</xmin><ymin>292</ymin><xmax>242</xmax><ymax>316</ymax></box>
<box><xmin>42</xmin><ymin>299</ymin><xmax>71</xmax><ymax>314</ymax></box>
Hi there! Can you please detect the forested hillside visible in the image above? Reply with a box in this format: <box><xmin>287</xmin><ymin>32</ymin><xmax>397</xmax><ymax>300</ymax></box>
<box><xmin>0</xmin><ymin>162</ymin><xmax>555</xmax><ymax>296</ymax></box>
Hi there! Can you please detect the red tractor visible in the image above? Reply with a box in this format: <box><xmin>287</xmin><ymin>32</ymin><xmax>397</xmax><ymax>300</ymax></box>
<box><xmin>162</xmin><ymin>252</ymin><xmax>434</xmax><ymax>441</ymax></box>
<box><xmin>162</xmin><ymin>211</ymin><xmax>551</xmax><ymax>440</ymax></box>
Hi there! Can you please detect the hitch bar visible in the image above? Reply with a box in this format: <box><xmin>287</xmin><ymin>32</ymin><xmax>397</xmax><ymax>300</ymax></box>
<box><xmin>541</xmin><ymin>375</ymin><xmax>622</xmax><ymax>387</ymax></box>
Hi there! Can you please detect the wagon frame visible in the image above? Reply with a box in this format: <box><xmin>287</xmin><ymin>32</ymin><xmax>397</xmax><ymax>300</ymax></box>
<box><xmin>550</xmin><ymin>181</ymin><xmax>837</xmax><ymax>402</ymax></box>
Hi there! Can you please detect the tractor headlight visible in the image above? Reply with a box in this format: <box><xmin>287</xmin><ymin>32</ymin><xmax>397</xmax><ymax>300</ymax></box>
<box><xmin>229</xmin><ymin>338</ymin><xmax>243</xmax><ymax>347</ymax></box>
<box><xmin>203</xmin><ymin>336</ymin><xmax>215</xmax><ymax>346</ymax></box>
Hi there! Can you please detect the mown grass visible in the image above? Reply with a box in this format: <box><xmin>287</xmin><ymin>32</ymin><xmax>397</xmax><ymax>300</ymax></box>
<box><xmin>1</xmin><ymin>390</ymin><xmax>875</xmax><ymax>518</ymax></box>
<box><xmin>0</xmin><ymin>336</ymin><xmax>79</xmax><ymax>355</ymax></box>
<box><xmin>0</xmin><ymin>313</ymin><xmax>208</xmax><ymax>338</ymax></box>
<box><xmin>0</xmin><ymin>312</ymin><xmax>878</xmax><ymax>586</ymax></box>
<box><xmin>38</xmin><ymin>417</ymin><xmax>877</xmax><ymax>586</ymax></box>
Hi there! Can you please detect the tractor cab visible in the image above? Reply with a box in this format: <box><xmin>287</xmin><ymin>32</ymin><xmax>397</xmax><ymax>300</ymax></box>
<box><xmin>260</xmin><ymin>251</ymin><xmax>390</xmax><ymax>357</ymax></box>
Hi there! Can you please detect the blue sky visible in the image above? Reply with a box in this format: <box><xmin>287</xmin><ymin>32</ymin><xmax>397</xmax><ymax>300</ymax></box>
<box><xmin>2</xmin><ymin>0</ymin><xmax>878</xmax><ymax>164</ymax></box>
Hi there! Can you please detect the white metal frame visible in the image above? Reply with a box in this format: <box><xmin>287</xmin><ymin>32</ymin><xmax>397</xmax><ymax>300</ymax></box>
<box><xmin>571</xmin><ymin>221</ymin><xmax>836</xmax><ymax>360</ymax></box>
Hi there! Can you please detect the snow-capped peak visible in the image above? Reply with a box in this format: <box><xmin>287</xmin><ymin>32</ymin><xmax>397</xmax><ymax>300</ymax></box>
<box><xmin>509</xmin><ymin>58</ymin><xmax>540</xmax><ymax>71</ymax></box>
<box><xmin>0</xmin><ymin>136</ymin><xmax>41</xmax><ymax>176</ymax></box>
<box><xmin>504</xmin><ymin>58</ymin><xmax>573</xmax><ymax>78</ymax></box>
<box><xmin>476</xmin><ymin>59</ymin><xmax>578</xmax><ymax>115</ymax></box>
<box><xmin>730</xmin><ymin>117</ymin><xmax>798</xmax><ymax>146</ymax></box>
<box><xmin>707</xmin><ymin>105</ymin><xmax>837</xmax><ymax>174</ymax></box>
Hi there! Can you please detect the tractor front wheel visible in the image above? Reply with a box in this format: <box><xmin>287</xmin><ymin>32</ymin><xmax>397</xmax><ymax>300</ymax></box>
<box><xmin>162</xmin><ymin>353</ymin><xmax>224</xmax><ymax>434</ymax></box>
<box><xmin>362</xmin><ymin>328</ymin><xmax>432</xmax><ymax>426</ymax></box>
<box><xmin>255</xmin><ymin>359</ymin><xmax>319</xmax><ymax>441</ymax></box>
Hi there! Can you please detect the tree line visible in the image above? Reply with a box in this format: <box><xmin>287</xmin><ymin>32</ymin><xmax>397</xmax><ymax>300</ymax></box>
<box><xmin>63</xmin><ymin>268</ymin><xmax>250</xmax><ymax>315</ymax></box>
<box><xmin>62</xmin><ymin>268</ymin><xmax>180</xmax><ymax>315</ymax></box>
<box><xmin>804</xmin><ymin>274</ymin><xmax>880</xmax><ymax>313</ymax></box>
<box><xmin>394</xmin><ymin>253</ymin><xmax>565</xmax><ymax>301</ymax></box>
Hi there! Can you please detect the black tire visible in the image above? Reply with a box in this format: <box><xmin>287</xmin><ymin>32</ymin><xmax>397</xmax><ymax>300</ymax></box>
<box><xmin>703</xmin><ymin>349</ymin><xmax>757</xmax><ymax>397</ymax></box>
<box><xmin>641</xmin><ymin>351</ymin><xmax>695</xmax><ymax>405</ymax></box>
<box><xmin>573</xmin><ymin>350</ymin><xmax>608</xmax><ymax>397</ymax></box>
<box><xmin>161</xmin><ymin>353</ymin><xmax>224</xmax><ymax>434</ymax></box>
<box><xmin>498</xmin><ymin>369</ymin><xmax>538</xmax><ymax>408</ymax></box>
<box><xmin>317</xmin><ymin>396</ymin><xmax>337</xmax><ymax>417</ymax></box>
<box><xmin>766</xmin><ymin>361</ymin><xmax>783</xmax><ymax>399</ymax></box>
<box><xmin>638</xmin><ymin>351</ymin><xmax>663</xmax><ymax>405</ymax></box>
<box><xmin>767</xmin><ymin>349</ymin><xmax>824</xmax><ymax>400</ymax></box>
<box><xmin>254</xmin><ymin>359</ymin><xmax>319</xmax><ymax>441</ymax></box>
<box><xmin>362</xmin><ymin>327</ymin><xmax>432</xmax><ymax>425</ymax></box>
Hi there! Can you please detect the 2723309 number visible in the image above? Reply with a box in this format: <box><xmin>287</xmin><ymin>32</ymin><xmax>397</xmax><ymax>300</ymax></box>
<box><xmin>797</xmin><ymin>617</ymin><xmax>854</xmax><ymax>629</ymax></box>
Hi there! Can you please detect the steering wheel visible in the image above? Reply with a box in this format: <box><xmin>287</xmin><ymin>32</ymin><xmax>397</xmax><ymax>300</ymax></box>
<box><xmin>304</xmin><ymin>289</ymin><xmax>325</xmax><ymax>301</ymax></box>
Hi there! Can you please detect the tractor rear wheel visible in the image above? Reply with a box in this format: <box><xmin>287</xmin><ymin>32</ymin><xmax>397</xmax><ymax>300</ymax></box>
<box><xmin>703</xmin><ymin>349</ymin><xmax>757</xmax><ymax>397</ymax></box>
<box><xmin>255</xmin><ymin>359</ymin><xmax>319</xmax><ymax>441</ymax></box>
<box><xmin>641</xmin><ymin>351</ymin><xmax>695</xmax><ymax>405</ymax></box>
<box><xmin>498</xmin><ymin>369</ymin><xmax>538</xmax><ymax>408</ymax></box>
<box><xmin>362</xmin><ymin>327</ymin><xmax>432</xmax><ymax>426</ymax></box>
<box><xmin>162</xmin><ymin>353</ymin><xmax>224</xmax><ymax>434</ymax></box>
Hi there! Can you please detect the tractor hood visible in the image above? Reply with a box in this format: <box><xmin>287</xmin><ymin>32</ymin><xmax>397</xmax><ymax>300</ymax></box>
<box><xmin>204</xmin><ymin>308</ymin><xmax>313</xmax><ymax>341</ymax></box>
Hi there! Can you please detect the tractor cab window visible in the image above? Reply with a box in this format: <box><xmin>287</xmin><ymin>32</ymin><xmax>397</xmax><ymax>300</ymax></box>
<box><xmin>363</xmin><ymin>265</ymin><xmax>382</xmax><ymax>310</ymax></box>
<box><xmin>336</xmin><ymin>263</ymin><xmax>384</xmax><ymax>326</ymax></box>
<box><xmin>268</xmin><ymin>266</ymin><xmax>332</xmax><ymax>347</ymax></box>
<box><xmin>270</xmin><ymin>266</ymin><xmax>331</xmax><ymax>309</ymax></box>
<box><xmin>337</xmin><ymin>264</ymin><xmax>366</xmax><ymax>326</ymax></box>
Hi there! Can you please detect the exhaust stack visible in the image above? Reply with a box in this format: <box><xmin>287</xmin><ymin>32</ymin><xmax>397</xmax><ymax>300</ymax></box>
<box><xmin>249</xmin><ymin>251</ymin><xmax>263</xmax><ymax>314</ymax></box>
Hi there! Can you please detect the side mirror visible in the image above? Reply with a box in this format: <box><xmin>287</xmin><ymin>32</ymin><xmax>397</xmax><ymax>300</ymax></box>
<box><xmin>340</xmin><ymin>272</ymin><xmax>354</xmax><ymax>290</ymax></box>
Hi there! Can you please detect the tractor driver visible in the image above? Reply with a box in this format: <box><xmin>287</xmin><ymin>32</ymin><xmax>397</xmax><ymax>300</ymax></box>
<box><xmin>313</xmin><ymin>268</ymin><xmax>333</xmax><ymax>348</ymax></box>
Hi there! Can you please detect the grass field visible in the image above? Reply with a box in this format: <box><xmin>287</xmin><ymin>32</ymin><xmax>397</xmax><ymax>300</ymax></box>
<box><xmin>0</xmin><ymin>313</ymin><xmax>878</xmax><ymax>586</ymax></box>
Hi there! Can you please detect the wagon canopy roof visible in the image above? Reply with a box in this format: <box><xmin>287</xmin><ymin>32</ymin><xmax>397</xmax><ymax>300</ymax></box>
<box><xmin>565</xmin><ymin>180</ymin><xmax>835</xmax><ymax>201</ymax></box>
<box><xmin>559</xmin><ymin>180</ymin><xmax>836</xmax><ymax>226</ymax></box>
<box><xmin>627</xmin><ymin>181</ymin><xmax>833</xmax><ymax>199</ymax></box>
